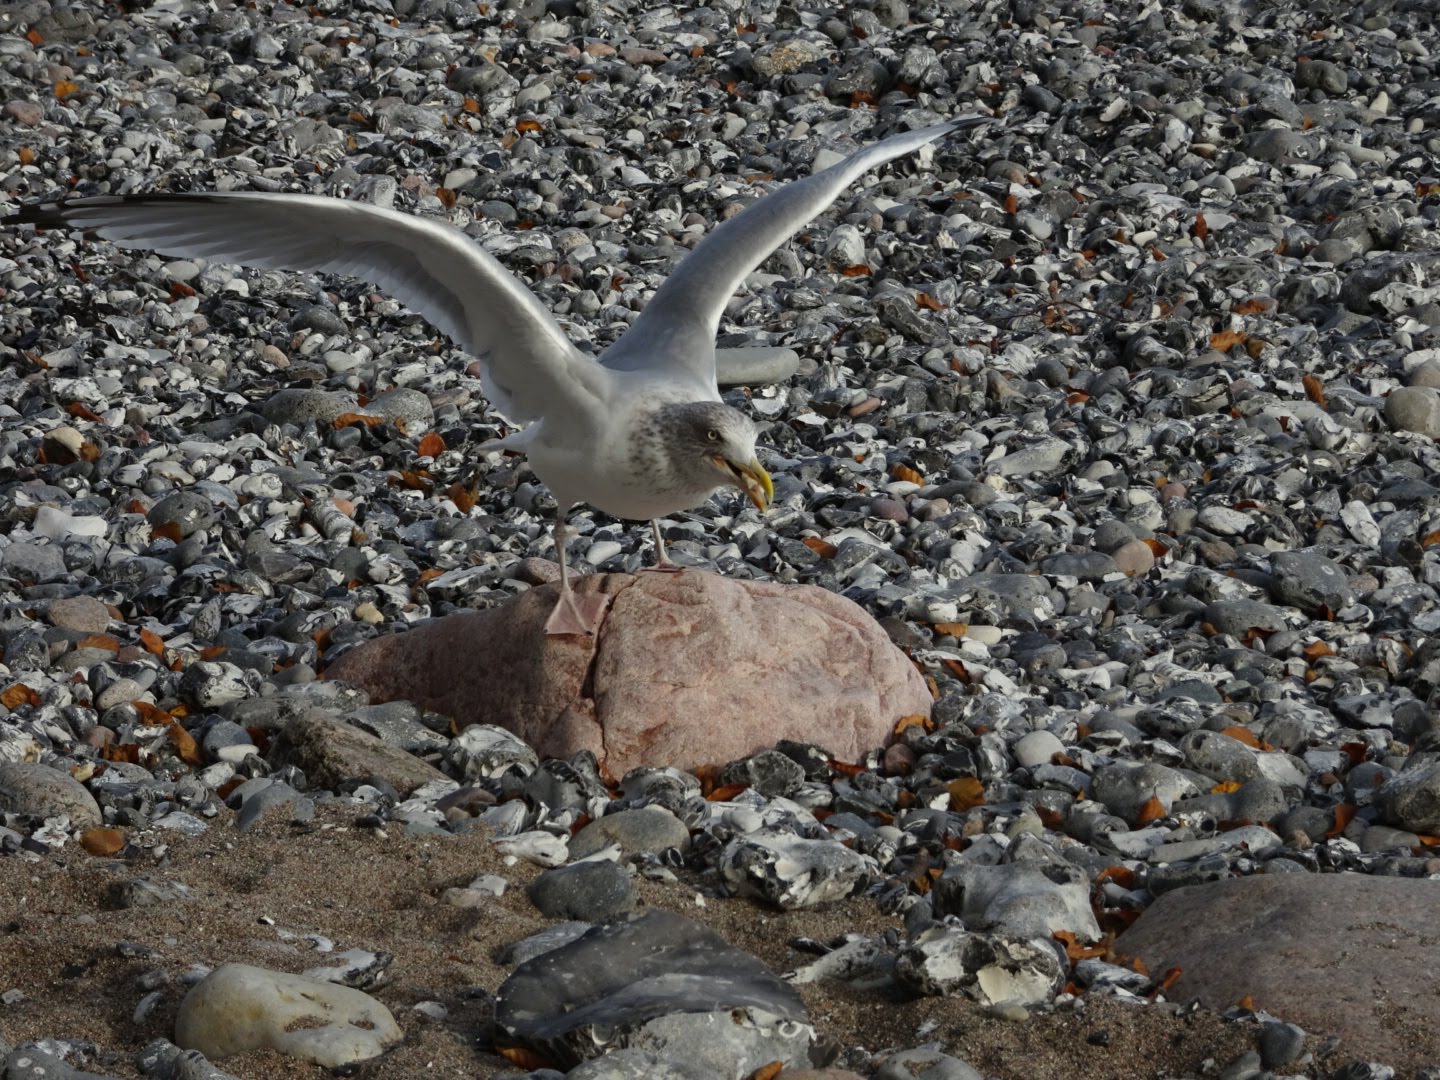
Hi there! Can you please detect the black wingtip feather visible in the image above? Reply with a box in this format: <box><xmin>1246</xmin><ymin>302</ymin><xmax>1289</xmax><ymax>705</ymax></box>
<box><xmin>8</xmin><ymin>193</ymin><xmax>231</xmax><ymax>231</ymax></box>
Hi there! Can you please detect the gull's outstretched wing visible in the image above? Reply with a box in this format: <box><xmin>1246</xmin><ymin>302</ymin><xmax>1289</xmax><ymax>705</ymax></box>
<box><xmin>10</xmin><ymin>192</ymin><xmax>608</xmax><ymax>425</ymax></box>
<box><xmin>600</xmin><ymin>117</ymin><xmax>991</xmax><ymax>380</ymax></box>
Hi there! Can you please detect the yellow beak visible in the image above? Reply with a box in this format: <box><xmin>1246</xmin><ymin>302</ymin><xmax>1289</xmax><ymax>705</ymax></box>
<box><xmin>714</xmin><ymin>454</ymin><xmax>773</xmax><ymax>511</ymax></box>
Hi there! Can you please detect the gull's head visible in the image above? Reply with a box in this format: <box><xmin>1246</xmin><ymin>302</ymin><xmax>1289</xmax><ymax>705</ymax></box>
<box><xmin>659</xmin><ymin>401</ymin><xmax>773</xmax><ymax>511</ymax></box>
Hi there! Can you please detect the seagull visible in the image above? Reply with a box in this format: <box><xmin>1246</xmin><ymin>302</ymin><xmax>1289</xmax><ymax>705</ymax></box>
<box><xmin>12</xmin><ymin>117</ymin><xmax>987</xmax><ymax>636</ymax></box>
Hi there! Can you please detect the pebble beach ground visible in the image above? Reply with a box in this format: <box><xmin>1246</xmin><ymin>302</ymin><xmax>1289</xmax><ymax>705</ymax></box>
<box><xmin>2</xmin><ymin>0</ymin><xmax>1440</xmax><ymax>1076</ymax></box>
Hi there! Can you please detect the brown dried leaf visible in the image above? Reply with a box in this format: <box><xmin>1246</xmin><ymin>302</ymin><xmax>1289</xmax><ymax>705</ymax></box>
<box><xmin>333</xmin><ymin>412</ymin><xmax>383</xmax><ymax>429</ymax></box>
<box><xmin>839</xmin><ymin>264</ymin><xmax>871</xmax><ymax>277</ymax></box>
<box><xmin>66</xmin><ymin>401</ymin><xmax>103</xmax><ymax>423</ymax></box>
<box><xmin>1135</xmin><ymin>795</ymin><xmax>1166</xmax><ymax>825</ymax></box>
<box><xmin>1096</xmin><ymin>865</ymin><xmax>1136</xmax><ymax>888</ymax></box>
<box><xmin>446</xmin><ymin>481</ymin><xmax>478</xmax><ymax>512</ymax></box>
<box><xmin>80</xmin><ymin>827</ymin><xmax>125</xmax><ymax>856</ymax></box>
<box><xmin>138</xmin><ymin>627</ymin><xmax>165</xmax><ymax>655</ymax></box>
<box><xmin>1326</xmin><ymin>802</ymin><xmax>1357</xmax><ymax>839</ymax></box>
<box><xmin>1210</xmin><ymin>328</ymin><xmax>1248</xmax><ymax>351</ymax></box>
<box><xmin>417</xmin><ymin>431</ymin><xmax>446</xmax><ymax>458</ymax></box>
<box><xmin>1</xmin><ymin>683</ymin><xmax>40</xmax><ymax>710</ymax></box>
<box><xmin>893</xmin><ymin>714</ymin><xmax>931</xmax><ymax>735</ymax></box>
<box><xmin>134</xmin><ymin>701</ymin><xmax>173</xmax><ymax>726</ymax></box>
<box><xmin>168</xmin><ymin>723</ymin><xmax>203</xmax><ymax>766</ymax></box>
<box><xmin>435</xmin><ymin>187</ymin><xmax>458</xmax><ymax>208</ymax></box>
<box><xmin>915</xmin><ymin>292</ymin><xmax>945</xmax><ymax>312</ymax></box>
<box><xmin>102</xmin><ymin>743</ymin><xmax>141</xmax><ymax>764</ymax></box>
<box><xmin>705</xmin><ymin>783</ymin><xmax>748</xmax><ymax>802</ymax></box>
<box><xmin>801</xmin><ymin>536</ymin><xmax>838</xmax><ymax>559</ymax></box>
<box><xmin>1004</xmin><ymin>193</ymin><xmax>1019</xmax><ymax>214</ymax></box>
<box><xmin>891</xmin><ymin>463</ymin><xmax>923</xmax><ymax>485</ymax></box>
<box><xmin>947</xmin><ymin>777</ymin><xmax>985</xmax><ymax>811</ymax></box>
<box><xmin>74</xmin><ymin>633</ymin><xmax>120</xmax><ymax>653</ymax></box>
<box><xmin>1302</xmin><ymin>374</ymin><xmax>1327</xmax><ymax>408</ymax></box>
<box><xmin>498</xmin><ymin>1047</ymin><xmax>554</xmax><ymax>1070</ymax></box>
<box><xmin>393</xmin><ymin>469</ymin><xmax>434</xmax><ymax>493</ymax></box>
<box><xmin>150</xmin><ymin>521</ymin><xmax>183</xmax><ymax>543</ymax></box>
<box><xmin>1191</xmin><ymin>211</ymin><xmax>1208</xmax><ymax>240</ymax></box>
<box><xmin>1231</xmin><ymin>297</ymin><xmax>1269</xmax><ymax>315</ymax></box>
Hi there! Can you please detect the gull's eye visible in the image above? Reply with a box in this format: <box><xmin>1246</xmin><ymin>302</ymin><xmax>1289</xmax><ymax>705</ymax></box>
<box><xmin>706</xmin><ymin>429</ymin><xmax>720</xmax><ymax>442</ymax></box>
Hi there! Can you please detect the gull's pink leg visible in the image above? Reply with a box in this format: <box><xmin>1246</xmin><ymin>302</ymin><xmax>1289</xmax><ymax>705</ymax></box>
<box><xmin>641</xmin><ymin>519</ymin><xmax>685</xmax><ymax>573</ymax></box>
<box><xmin>544</xmin><ymin>516</ymin><xmax>610</xmax><ymax>636</ymax></box>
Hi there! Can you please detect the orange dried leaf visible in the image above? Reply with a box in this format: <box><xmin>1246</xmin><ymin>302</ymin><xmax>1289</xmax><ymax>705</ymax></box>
<box><xmin>1302</xmin><ymin>374</ymin><xmax>1326</xmax><ymax>408</ymax></box>
<box><xmin>1219</xmin><ymin>725</ymin><xmax>1263</xmax><ymax>749</ymax></box>
<box><xmin>417</xmin><ymin>431</ymin><xmax>445</xmax><ymax>457</ymax></box>
<box><xmin>1302</xmin><ymin>640</ymin><xmax>1335</xmax><ymax>660</ymax></box>
<box><xmin>436</xmin><ymin>187</ymin><xmax>458</xmax><ymax>208</ymax></box>
<box><xmin>891</xmin><ymin>463</ymin><xmax>924</xmax><ymax>484</ymax></box>
<box><xmin>515</xmin><ymin>118</ymin><xmax>543</xmax><ymax>133</ymax></box>
<box><xmin>394</xmin><ymin>469</ymin><xmax>434</xmax><ymax>492</ymax></box>
<box><xmin>1004</xmin><ymin>193</ymin><xmax>1019</xmax><ymax>214</ymax></box>
<box><xmin>1415</xmin><ymin>834</ymin><xmax>1440</xmax><ymax>847</ymax></box>
<box><xmin>1136</xmin><ymin>795</ymin><xmax>1166</xmax><ymax>825</ymax></box>
<box><xmin>1326</xmin><ymin>802</ymin><xmax>1357</xmax><ymax>839</ymax></box>
<box><xmin>333</xmin><ymin>412</ymin><xmax>383</xmax><ymax>429</ymax></box>
<box><xmin>446</xmin><ymin>481</ymin><xmax>478</xmax><ymax>512</ymax></box>
<box><xmin>941</xmin><ymin>657</ymin><xmax>970</xmax><ymax>682</ymax></box>
<box><xmin>705</xmin><ymin>783</ymin><xmax>748</xmax><ymax>802</ymax></box>
<box><xmin>1211</xmin><ymin>780</ymin><xmax>1242</xmax><ymax>794</ymax></box>
<box><xmin>1238</xmin><ymin>994</ymin><xmax>1256</xmax><ymax>1011</ymax></box>
<box><xmin>498</xmin><ymin>1047</ymin><xmax>554</xmax><ymax>1070</ymax></box>
<box><xmin>839</xmin><ymin>264</ymin><xmax>871</xmax><ymax>277</ymax></box>
<box><xmin>102</xmin><ymin>743</ymin><xmax>141</xmax><ymax>764</ymax></box>
<box><xmin>138</xmin><ymin>627</ymin><xmax>166</xmax><ymax>655</ymax></box>
<box><xmin>1231</xmin><ymin>297</ymin><xmax>1269</xmax><ymax>315</ymax></box>
<box><xmin>1053</xmin><ymin>930</ymin><xmax>1107</xmax><ymax>962</ymax></box>
<box><xmin>947</xmin><ymin>777</ymin><xmax>985</xmax><ymax>810</ymax></box>
<box><xmin>828</xmin><ymin>759</ymin><xmax>866</xmax><ymax>778</ymax></box>
<box><xmin>198</xmin><ymin>645</ymin><xmax>227</xmax><ymax>660</ymax></box>
<box><xmin>74</xmin><ymin>633</ymin><xmax>120</xmax><ymax>653</ymax></box>
<box><xmin>168</xmin><ymin>723</ymin><xmax>203</xmax><ymax>766</ymax></box>
<box><xmin>416</xmin><ymin>567</ymin><xmax>444</xmax><ymax>584</ymax></box>
<box><xmin>1131</xmin><ymin>955</ymin><xmax>1150</xmax><ymax>977</ymax></box>
<box><xmin>1157</xmin><ymin>966</ymin><xmax>1183</xmax><ymax>993</ymax></box>
<box><xmin>802</xmin><ymin>536</ymin><xmax>838</xmax><ymax>559</ymax></box>
<box><xmin>1</xmin><ymin>683</ymin><xmax>40</xmax><ymax>710</ymax></box>
<box><xmin>932</xmin><ymin>622</ymin><xmax>969</xmax><ymax>637</ymax></box>
<box><xmin>1192</xmin><ymin>211</ymin><xmax>1208</xmax><ymax>240</ymax></box>
<box><xmin>915</xmin><ymin>292</ymin><xmax>945</xmax><ymax>312</ymax></box>
<box><xmin>1210</xmin><ymin>328</ymin><xmax>1247</xmax><ymax>351</ymax></box>
<box><xmin>462</xmin><ymin>96</ymin><xmax>481</xmax><ymax>113</ymax></box>
<box><xmin>893</xmin><ymin>714</ymin><xmax>931</xmax><ymax>735</ymax></box>
<box><xmin>1095</xmin><ymin>865</ymin><xmax>1136</xmax><ymax>889</ymax></box>
<box><xmin>80</xmin><ymin>827</ymin><xmax>125</xmax><ymax>856</ymax></box>
<box><xmin>26</xmin><ymin>29</ymin><xmax>42</xmax><ymax>44</ymax></box>
<box><xmin>133</xmin><ymin>701</ymin><xmax>173</xmax><ymax>726</ymax></box>
<box><xmin>1422</xmin><ymin>529</ymin><xmax>1440</xmax><ymax>549</ymax></box>
<box><xmin>66</xmin><ymin>401</ymin><xmax>103</xmax><ymax>423</ymax></box>
<box><xmin>54</xmin><ymin>80</ymin><xmax>81</xmax><ymax>99</ymax></box>
<box><xmin>150</xmin><ymin>521</ymin><xmax>183</xmax><ymax>543</ymax></box>
<box><xmin>1142</xmin><ymin>537</ymin><xmax>1168</xmax><ymax>557</ymax></box>
<box><xmin>747</xmin><ymin>1063</ymin><xmax>784</xmax><ymax>1080</ymax></box>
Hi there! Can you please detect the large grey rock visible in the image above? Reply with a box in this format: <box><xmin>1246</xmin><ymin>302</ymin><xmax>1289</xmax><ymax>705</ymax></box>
<box><xmin>1116</xmin><ymin>874</ymin><xmax>1440</xmax><ymax>1069</ymax></box>
<box><xmin>1386</xmin><ymin>386</ymin><xmax>1440</xmax><ymax>438</ymax></box>
<box><xmin>718</xmin><ymin>829</ymin><xmax>873</xmax><ymax>909</ymax></box>
<box><xmin>1269</xmin><ymin>550</ymin><xmax>1354</xmax><ymax>614</ymax></box>
<box><xmin>268</xmin><ymin>711</ymin><xmax>449</xmax><ymax>796</ymax></box>
<box><xmin>0</xmin><ymin>761</ymin><xmax>101</xmax><ymax>826</ymax></box>
<box><xmin>932</xmin><ymin>862</ymin><xmax>1101</xmax><ymax>942</ymax></box>
<box><xmin>1375</xmin><ymin>762</ymin><xmax>1440</xmax><ymax>833</ymax></box>
<box><xmin>894</xmin><ymin>927</ymin><xmax>1064</xmax><ymax>1006</ymax></box>
<box><xmin>495</xmin><ymin>910</ymin><xmax>811</xmax><ymax>1075</ymax></box>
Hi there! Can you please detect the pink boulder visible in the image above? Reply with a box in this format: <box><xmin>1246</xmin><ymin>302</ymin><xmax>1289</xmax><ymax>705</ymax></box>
<box><xmin>324</xmin><ymin>571</ymin><xmax>931</xmax><ymax>775</ymax></box>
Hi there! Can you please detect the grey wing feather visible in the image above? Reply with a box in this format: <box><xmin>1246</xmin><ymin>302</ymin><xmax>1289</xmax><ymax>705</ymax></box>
<box><xmin>11</xmin><ymin>192</ymin><xmax>608</xmax><ymax>425</ymax></box>
<box><xmin>600</xmin><ymin>118</ymin><xmax>989</xmax><ymax>380</ymax></box>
